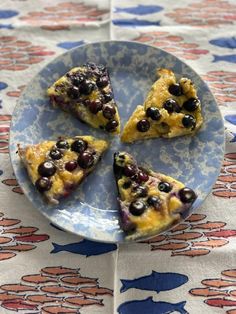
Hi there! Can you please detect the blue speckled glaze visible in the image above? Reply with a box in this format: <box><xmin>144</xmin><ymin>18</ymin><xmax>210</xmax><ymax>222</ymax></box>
<box><xmin>9</xmin><ymin>41</ymin><xmax>225</xmax><ymax>243</ymax></box>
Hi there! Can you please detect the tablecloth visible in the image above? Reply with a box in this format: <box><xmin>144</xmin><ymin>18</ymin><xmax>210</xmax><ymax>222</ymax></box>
<box><xmin>0</xmin><ymin>1</ymin><xmax>236</xmax><ymax>313</ymax></box>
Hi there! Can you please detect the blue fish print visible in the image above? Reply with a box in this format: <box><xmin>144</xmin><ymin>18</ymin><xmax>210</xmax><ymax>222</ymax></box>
<box><xmin>117</xmin><ymin>297</ymin><xmax>188</xmax><ymax>314</ymax></box>
<box><xmin>225</xmin><ymin>115</ymin><xmax>236</xmax><ymax>126</ymax></box>
<box><xmin>112</xmin><ymin>18</ymin><xmax>160</xmax><ymax>27</ymax></box>
<box><xmin>120</xmin><ymin>271</ymin><xmax>188</xmax><ymax>293</ymax></box>
<box><xmin>0</xmin><ymin>10</ymin><xmax>18</xmax><ymax>18</ymax></box>
<box><xmin>114</xmin><ymin>5</ymin><xmax>163</xmax><ymax>15</ymax></box>
<box><xmin>229</xmin><ymin>132</ymin><xmax>236</xmax><ymax>143</ymax></box>
<box><xmin>0</xmin><ymin>24</ymin><xmax>13</xmax><ymax>29</ymax></box>
<box><xmin>210</xmin><ymin>37</ymin><xmax>236</xmax><ymax>49</ymax></box>
<box><xmin>51</xmin><ymin>239</ymin><xmax>117</xmax><ymax>257</ymax></box>
<box><xmin>213</xmin><ymin>54</ymin><xmax>236</xmax><ymax>63</ymax></box>
<box><xmin>0</xmin><ymin>82</ymin><xmax>8</xmax><ymax>91</ymax></box>
<box><xmin>57</xmin><ymin>40</ymin><xmax>85</xmax><ymax>50</ymax></box>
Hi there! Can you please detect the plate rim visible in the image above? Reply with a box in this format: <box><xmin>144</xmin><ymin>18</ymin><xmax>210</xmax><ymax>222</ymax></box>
<box><xmin>9</xmin><ymin>40</ymin><xmax>225</xmax><ymax>243</ymax></box>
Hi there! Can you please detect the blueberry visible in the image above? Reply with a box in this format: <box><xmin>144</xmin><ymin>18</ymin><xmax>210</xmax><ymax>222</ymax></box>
<box><xmin>72</xmin><ymin>74</ymin><xmax>85</xmax><ymax>87</ymax></box>
<box><xmin>158</xmin><ymin>181</ymin><xmax>172</xmax><ymax>193</ymax></box>
<box><xmin>122</xmin><ymin>181</ymin><xmax>132</xmax><ymax>190</ymax></box>
<box><xmin>71</xmin><ymin>139</ymin><xmax>87</xmax><ymax>153</ymax></box>
<box><xmin>97</xmin><ymin>76</ymin><xmax>109</xmax><ymax>88</ymax></box>
<box><xmin>183</xmin><ymin>98</ymin><xmax>199</xmax><ymax>112</ymax></box>
<box><xmin>67</xmin><ymin>86</ymin><xmax>80</xmax><ymax>99</ymax></box>
<box><xmin>133</xmin><ymin>185</ymin><xmax>148</xmax><ymax>197</ymax></box>
<box><xmin>79</xmin><ymin>80</ymin><xmax>96</xmax><ymax>95</ymax></box>
<box><xmin>105</xmin><ymin>120</ymin><xmax>118</xmax><ymax>132</ymax></box>
<box><xmin>38</xmin><ymin>161</ymin><xmax>56</xmax><ymax>177</ymax></box>
<box><xmin>56</xmin><ymin>140</ymin><xmax>69</xmax><ymax>150</ymax></box>
<box><xmin>124</xmin><ymin>164</ymin><xmax>136</xmax><ymax>177</ymax></box>
<box><xmin>102</xmin><ymin>104</ymin><xmax>116</xmax><ymax>120</ymax></box>
<box><xmin>146</xmin><ymin>107</ymin><xmax>161</xmax><ymax>121</ymax></box>
<box><xmin>88</xmin><ymin>100</ymin><xmax>103</xmax><ymax>114</ymax></box>
<box><xmin>78</xmin><ymin>151</ymin><xmax>94</xmax><ymax>169</ymax></box>
<box><xmin>137</xmin><ymin>119</ymin><xmax>150</xmax><ymax>132</ymax></box>
<box><xmin>129</xmin><ymin>200</ymin><xmax>146</xmax><ymax>216</ymax></box>
<box><xmin>168</xmin><ymin>83</ymin><xmax>183</xmax><ymax>96</ymax></box>
<box><xmin>163</xmin><ymin>99</ymin><xmax>181</xmax><ymax>113</ymax></box>
<box><xmin>135</xmin><ymin>170</ymin><xmax>149</xmax><ymax>183</ymax></box>
<box><xmin>147</xmin><ymin>196</ymin><xmax>161</xmax><ymax>209</ymax></box>
<box><xmin>182</xmin><ymin>114</ymin><xmax>196</xmax><ymax>129</ymax></box>
<box><xmin>35</xmin><ymin>177</ymin><xmax>52</xmax><ymax>192</ymax></box>
<box><xmin>102</xmin><ymin>92</ymin><xmax>113</xmax><ymax>103</ymax></box>
<box><xmin>179</xmin><ymin>187</ymin><xmax>197</xmax><ymax>203</ymax></box>
<box><xmin>65</xmin><ymin>160</ymin><xmax>78</xmax><ymax>172</ymax></box>
<box><xmin>49</xmin><ymin>149</ymin><xmax>63</xmax><ymax>160</ymax></box>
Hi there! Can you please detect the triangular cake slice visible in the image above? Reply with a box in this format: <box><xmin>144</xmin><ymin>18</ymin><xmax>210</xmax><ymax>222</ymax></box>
<box><xmin>47</xmin><ymin>62</ymin><xmax>120</xmax><ymax>134</ymax></box>
<box><xmin>121</xmin><ymin>68</ymin><xmax>203</xmax><ymax>142</ymax></box>
<box><xmin>113</xmin><ymin>152</ymin><xmax>197</xmax><ymax>240</ymax></box>
<box><xmin>18</xmin><ymin>136</ymin><xmax>108</xmax><ymax>204</ymax></box>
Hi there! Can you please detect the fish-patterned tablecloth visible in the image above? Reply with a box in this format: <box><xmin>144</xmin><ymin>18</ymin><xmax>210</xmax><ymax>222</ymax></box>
<box><xmin>0</xmin><ymin>1</ymin><xmax>236</xmax><ymax>313</ymax></box>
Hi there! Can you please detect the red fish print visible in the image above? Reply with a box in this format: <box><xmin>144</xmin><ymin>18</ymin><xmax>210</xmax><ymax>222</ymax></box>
<box><xmin>151</xmin><ymin>242</ymin><xmax>189</xmax><ymax>251</ymax></box>
<box><xmin>14</xmin><ymin>234</ymin><xmax>49</xmax><ymax>242</ymax></box>
<box><xmin>1</xmin><ymin>299</ymin><xmax>38</xmax><ymax>311</ymax></box>
<box><xmin>1</xmin><ymin>244</ymin><xmax>36</xmax><ymax>251</ymax></box>
<box><xmin>1</xmin><ymin>178</ymin><xmax>23</xmax><ymax>195</ymax></box>
<box><xmin>190</xmin><ymin>268</ymin><xmax>236</xmax><ymax>313</ymax></box>
<box><xmin>171</xmin><ymin>248</ymin><xmax>210</xmax><ymax>257</ymax></box>
<box><xmin>41</xmin><ymin>266</ymin><xmax>79</xmax><ymax>276</ymax></box>
<box><xmin>0</xmin><ymin>218</ymin><xmax>20</xmax><ymax>227</ymax></box>
<box><xmin>170</xmin><ymin>223</ymin><xmax>189</xmax><ymax>233</ymax></box>
<box><xmin>133</xmin><ymin>31</ymin><xmax>209</xmax><ymax>61</ymax></box>
<box><xmin>191</xmin><ymin>239</ymin><xmax>228</xmax><ymax>248</ymax></box>
<box><xmin>42</xmin><ymin>305</ymin><xmax>79</xmax><ymax>313</ymax></box>
<box><xmin>185</xmin><ymin>214</ymin><xmax>206</xmax><ymax>222</ymax></box>
<box><xmin>7</xmin><ymin>85</ymin><xmax>25</xmax><ymax>98</ymax></box>
<box><xmin>26</xmin><ymin>294</ymin><xmax>62</xmax><ymax>304</ymax></box>
<box><xmin>166</xmin><ymin>0</ymin><xmax>236</xmax><ymax>27</ymax></box>
<box><xmin>20</xmin><ymin>2</ymin><xmax>109</xmax><ymax>31</ymax></box>
<box><xmin>190</xmin><ymin>221</ymin><xmax>226</xmax><ymax>230</ymax></box>
<box><xmin>80</xmin><ymin>286</ymin><xmax>113</xmax><ymax>296</ymax></box>
<box><xmin>61</xmin><ymin>276</ymin><xmax>98</xmax><ymax>286</ymax></box>
<box><xmin>202</xmin><ymin>279</ymin><xmax>236</xmax><ymax>288</ymax></box>
<box><xmin>0</xmin><ymin>252</ymin><xmax>16</xmax><ymax>261</ymax></box>
<box><xmin>0</xmin><ymin>236</ymin><xmax>11</xmax><ymax>244</ymax></box>
<box><xmin>3</xmin><ymin>226</ymin><xmax>38</xmax><ymax>235</ymax></box>
<box><xmin>65</xmin><ymin>296</ymin><xmax>103</xmax><ymax>306</ymax></box>
<box><xmin>205</xmin><ymin>298</ymin><xmax>236</xmax><ymax>308</ymax></box>
<box><xmin>213</xmin><ymin>152</ymin><xmax>236</xmax><ymax>198</ymax></box>
<box><xmin>0</xmin><ymin>284</ymin><xmax>38</xmax><ymax>293</ymax></box>
<box><xmin>204</xmin><ymin>229</ymin><xmax>236</xmax><ymax>238</ymax></box>
<box><xmin>0</xmin><ymin>36</ymin><xmax>54</xmax><ymax>71</ymax></box>
<box><xmin>40</xmin><ymin>285</ymin><xmax>78</xmax><ymax>295</ymax></box>
<box><xmin>0</xmin><ymin>265</ymin><xmax>112</xmax><ymax>313</ymax></box>
<box><xmin>22</xmin><ymin>274</ymin><xmax>57</xmax><ymax>284</ymax></box>
<box><xmin>168</xmin><ymin>232</ymin><xmax>202</xmax><ymax>241</ymax></box>
<box><xmin>142</xmin><ymin>212</ymin><xmax>233</xmax><ymax>257</ymax></box>
<box><xmin>190</xmin><ymin>287</ymin><xmax>229</xmax><ymax>297</ymax></box>
<box><xmin>222</xmin><ymin>270</ymin><xmax>236</xmax><ymax>278</ymax></box>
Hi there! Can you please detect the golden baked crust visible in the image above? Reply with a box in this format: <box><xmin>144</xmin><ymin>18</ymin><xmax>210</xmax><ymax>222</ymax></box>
<box><xmin>19</xmin><ymin>136</ymin><xmax>108</xmax><ymax>204</ymax></box>
<box><xmin>114</xmin><ymin>152</ymin><xmax>197</xmax><ymax>240</ymax></box>
<box><xmin>121</xmin><ymin>68</ymin><xmax>203</xmax><ymax>143</ymax></box>
<box><xmin>48</xmin><ymin>63</ymin><xmax>120</xmax><ymax>134</ymax></box>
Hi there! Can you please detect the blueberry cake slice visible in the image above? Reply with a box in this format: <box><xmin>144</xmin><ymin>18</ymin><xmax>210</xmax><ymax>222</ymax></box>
<box><xmin>18</xmin><ymin>136</ymin><xmax>108</xmax><ymax>204</ymax></box>
<box><xmin>47</xmin><ymin>63</ymin><xmax>120</xmax><ymax>134</ymax></box>
<box><xmin>114</xmin><ymin>152</ymin><xmax>197</xmax><ymax>240</ymax></box>
<box><xmin>121</xmin><ymin>68</ymin><xmax>203</xmax><ymax>142</ymax></box>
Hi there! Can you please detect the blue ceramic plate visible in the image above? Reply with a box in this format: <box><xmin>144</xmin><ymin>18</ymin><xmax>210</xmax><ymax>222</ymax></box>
<box><xmin>10</xmin><ymin>41</ymin><xmax>224</xmax><ymax>243</ymax></box>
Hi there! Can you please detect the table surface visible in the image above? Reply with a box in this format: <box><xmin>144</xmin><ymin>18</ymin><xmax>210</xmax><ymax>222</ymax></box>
<box><xmin>0</xmin><ymin>1</ymin><xmax>236</xmax><ymax>314</ymax></box>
